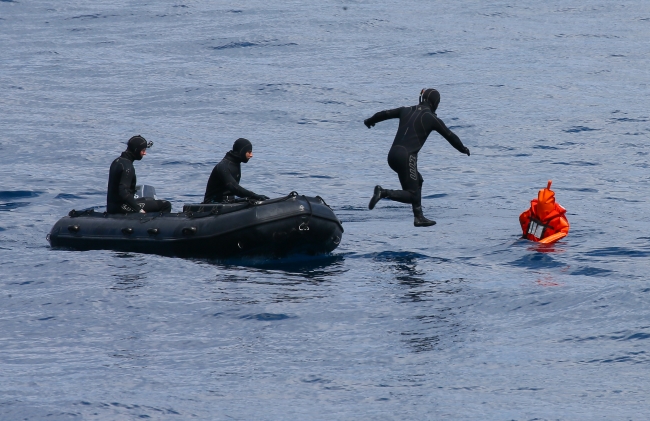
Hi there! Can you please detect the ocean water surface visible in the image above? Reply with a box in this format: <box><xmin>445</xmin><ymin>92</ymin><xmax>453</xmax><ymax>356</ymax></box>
<box><xmin>1</xmin><ymin>1</ymin><xmax>649</xmax><ymax>420</ymax></box>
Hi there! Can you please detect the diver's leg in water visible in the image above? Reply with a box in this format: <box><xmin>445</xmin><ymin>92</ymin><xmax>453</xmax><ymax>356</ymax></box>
<box><xmin>411</xmin><ymin>172</ymin><xmax>435</xmax><ymax>227</ymax></box>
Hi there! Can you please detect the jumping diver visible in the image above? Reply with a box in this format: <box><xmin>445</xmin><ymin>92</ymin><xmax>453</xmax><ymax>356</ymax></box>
<box><xmin>107</xmin><ymin>135</ymin><xmax>172</xmax><ymax>214</ymax></box>
<box><xmin>364</xmin><ymin>88</ymin><xmax>470</xmax><ymax>227</ymax></box>
<box><xmin>203</xmin><ymin>138</ymin><xmax>270</xmax><ymax>204</ymax></box>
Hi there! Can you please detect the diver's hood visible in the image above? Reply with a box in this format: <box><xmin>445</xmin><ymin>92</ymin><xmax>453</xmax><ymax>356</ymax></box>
<box><xmin>120</xmin><ymin>150</ymin><xmax>137</xmax><ymax>162</ymax></box>
<box><xmin>126</xmin><ymin>135</ymin><xmax>152</xmax><ymax>160</ymax></box>
<box><xmin>231</xmin><ymin>137</ymin><xmax>252</xmax><ymax>163</ymax></box>
<box><xmin>419</xmin><ymin>88</ymin><xmax>440</xmax><ymax>112</ymax></box>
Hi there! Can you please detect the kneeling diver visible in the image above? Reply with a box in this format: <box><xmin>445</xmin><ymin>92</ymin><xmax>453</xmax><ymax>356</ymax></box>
<box><xmin>203</xmin><ymin>138</ymin><xmax>270</xmax><ymax>204</ymax></box>
<box><xmin>363</xmin><ymin>88</ymin><xmax>470</xmax><ymax>227</ymax></box>
<box><xmin>107</xmin><ymin>135</ymin><xmax>173</xmax><ymax>214</ymax></box>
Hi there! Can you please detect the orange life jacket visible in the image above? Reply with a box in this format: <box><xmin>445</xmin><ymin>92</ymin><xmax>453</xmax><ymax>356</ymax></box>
<box><xmin>519</xmin><ymin>180</ymin><xmax>569</xmax><ymax>243</ymax></box>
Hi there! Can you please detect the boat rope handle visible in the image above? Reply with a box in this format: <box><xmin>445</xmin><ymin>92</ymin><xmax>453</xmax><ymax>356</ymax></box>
<box><xmin>188</xmin><ymin>191</ymin><xmax>304</xmax><ymax>219</ymax></box>
<box><xmin>315</xmin><ymin>195</ymin><xmax>331</xmax><ymax>210</ymax></box>
<box><xmin>300</xmin><ymin>194</ymin><xmax>314</xmax><ymax>231</ymax></box>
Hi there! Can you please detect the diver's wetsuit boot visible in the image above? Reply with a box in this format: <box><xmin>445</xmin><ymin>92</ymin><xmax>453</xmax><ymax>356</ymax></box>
<box><xmin>413</xmin><ymin>206</ymin><xmax>436</xmax><ymax>227</ymax></box>
<box><xmin>368</xmin><ymin>185</ymin><xmax>385</xmax><ymax>210</ymax></box>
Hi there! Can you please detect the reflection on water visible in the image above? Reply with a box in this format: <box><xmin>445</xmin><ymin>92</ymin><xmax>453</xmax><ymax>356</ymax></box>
<box><xmin>110</xmin><ymin>273</ymin><xmax>147</xmax><ymax>291</ymax></box>
<box><xmin>381</xmin><ymin>252</ymin><xmax>427</xmax><ymax>291</ymax></box>
<box><xmin>110</xmin><ymin>253</ymin><xmax>149</xmax><ymax>291</ymax></box>
<box><xmin>527</xmin><ymin>241</ymin><xmax>568</xmax><ymax>254</ymax></box>
<box><xmin>240</xmin><ymin>313</ymin><xmax>294</xmax><ymax>321</ymax></box>
<box><xmin>536</xmin><ymin>273</ymin><xmax>563</xmax><ymax>287</ymax></box>
<box><xmin>509</xmin><ymin>252</ymin><xmax>566</xmax><ymax>269</ymax></box>
<box><xmin>210</xmin><ymin>253</ymin><xmax>346</xmax><ymax>278</ymax></box>
<box><xmin>377</xmin><ymin>251</ymin><xmax>467</xmax><ymax>353</ymax></box>
<box><xmin>198</xmin><ymin>254</ymin><xmax>346</xmax><ymax>305</ymax></box>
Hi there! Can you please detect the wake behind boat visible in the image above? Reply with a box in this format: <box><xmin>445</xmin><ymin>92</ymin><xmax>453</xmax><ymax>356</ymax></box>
<box><xmin>47</xmin><ymin>191</ymin><xmax>343</xmax><ymax>258</ymax></box>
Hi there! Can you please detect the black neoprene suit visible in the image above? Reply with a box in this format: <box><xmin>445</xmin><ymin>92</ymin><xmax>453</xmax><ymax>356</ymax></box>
<box><xmin>106</xmin><ymin>150</ymin><xmax>171</xmax><ymax>214</ymax></box>
<box><xmin>203</xmin><ymin>151</ymin><xmax>259</xmax><ymax>203</ymax></box>
<box><xmin>365</xmin><ymin>101</ymin><xmax>467</xmax><ymax>209</ymax></box>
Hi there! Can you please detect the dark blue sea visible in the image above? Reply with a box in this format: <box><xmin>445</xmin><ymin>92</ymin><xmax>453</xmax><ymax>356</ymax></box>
<box><xmin>1</xmin><ymin>1</ymin><xmax>649</xmax><ymax>420</ymax></box>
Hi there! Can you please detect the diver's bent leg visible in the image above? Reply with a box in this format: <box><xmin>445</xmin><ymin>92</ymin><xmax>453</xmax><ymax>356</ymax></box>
<box><xmin>120</xmin><ymin>203</ymin><xmax>140</xmax><ymax>213</ymax></box>
<box><xmin>368</xmin><ymin>185</ymin><xmax>384</xmax><ymax>210</ymax></box>
<box><xmin>386</xmin><ymin>147</ymin><xmax>428</xmax><ymax>215</ymax></box>
<box><xmin>383</xmin><ymin>189</ymin><xmax>414</xmax><ymax>204</ymax></box>
<box><xmin>155</xmin><ymin>200</ymin><xmax>172</xmax><ymax>213</ymax></box>
<box><xmin>384</xmin><ymin>168</ymin><xmax>421</xmax><ymax>206</ymax></box>
<box><xmin>369</xmin><ymin>185</ymin><xmax>417</xmax><ymax>208</ymax></box>
<box><xmin>107</xmin><ymin>203</ymin><xmax>133</xmax><ymax>214</ymax></box>
<box><xmin>385</xmin><ymin>156</ymin><xmax>419</xmax><ymax>204</ymax></box>
<box><xmin>137</xmin><ymin>198</ymin><xmax>172</xmax><ymax>213</ymax></box>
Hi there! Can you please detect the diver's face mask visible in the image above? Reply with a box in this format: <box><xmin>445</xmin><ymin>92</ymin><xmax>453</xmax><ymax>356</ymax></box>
<box><xmin>137</xmin><ymin>141</ymin><xmax>153</xmax><ymax>159</ymax></box>
<box><xmin>138</xmin><ymin>141</ymin><xmax>154</xmax><ymax>156</ymax></box>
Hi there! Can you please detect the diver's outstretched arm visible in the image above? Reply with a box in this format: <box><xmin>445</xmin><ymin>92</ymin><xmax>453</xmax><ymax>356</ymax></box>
<box><xmin>364</xmin><ymin>107</ymin><xmax>402</xmax><ymax>128</ymax></box>
<box><xmin>432</xmin><ymin>115</ymin><xmax>470</xmax><ymax>156</ymax></box>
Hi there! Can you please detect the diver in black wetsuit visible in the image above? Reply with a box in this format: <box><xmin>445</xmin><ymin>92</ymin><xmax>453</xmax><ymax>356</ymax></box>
<box><xmin>203</xmin><ymin>138</ymin><xmax>270</xmax><ymax>204</ymax></box>
<box><xmin>106</xmin><ymin>135</ymin><xmax>172</xmax><ymax>214</ymax></box>
<box><xmin>364</xmin><ymin>88</ymin><xmax>470</xmax><ymax>227</ymax></box>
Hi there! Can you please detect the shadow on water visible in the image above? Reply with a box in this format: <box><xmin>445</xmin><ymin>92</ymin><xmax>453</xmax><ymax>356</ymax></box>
<box><xmin>0</xmin><ymin>202</ymin><xmax>30</xmax><ymax>212</ymax></box>
<box><xmin>239</xmin><ymin>313</ymin><xmax>295</xmax><ymax>321</ymax></box>
<box><xmin>507</xmin><ymin>238</ymin><xmax>569</xmax><ymax>269</ymax></box>
<box><xmin>509</xmin><ymin>253</ymin><xmax>565</xmax><ymax>269</ymax></box>
<box><xmin>357</xmin><ymin>250</ymin><xmax>451</xmax><ymax>265</ymax></box>
<box><xmin>369</xmin><ymin>250</ymin><xmax>466</xmax><ymax>353</ymax></box>
<box><xmin>0</xmin><ymin>191</ymin><xmax>42</xmax><ymax>200</ymax></box>
<box><xmin>364</xmin><ymin>251</ymin><xmax>460</xmax><ymax>301</ymax></box>
<box><xmin>511</xmin><ymin>239</ymin><xmax>615</xmax><ymax>278</ymax></box>
<box><xmin>199</xmin><ymin>253</ymin><xmax>346</xmax><ymax>279</ymax></box>
<box><xmin>199</xmin><ymin>254</ymin><xmax>347</xmax><ymax>305</ymax></box>
<box><xmin>54</xmin><ymin>193</ymin><xmax>85</xmax><ymax>200</ymax></box>
<box><xmin>0</xmin><ymin>190</ymin><xmax>42</xmax><ymax>212</ymax></box>
<box><xmin>110</xmin><ymin>273</ymin><xmax>147</xmax><ymax>291</ymax></box>
<box><xmin>374</xmin><ymin>251</ymin><xmax>428</xmax><ymax>290</ymax></box>
<box><xmin>109</xmin><ymin>253</ymin><xmax>149</xmax><ymax>291</ymax></box>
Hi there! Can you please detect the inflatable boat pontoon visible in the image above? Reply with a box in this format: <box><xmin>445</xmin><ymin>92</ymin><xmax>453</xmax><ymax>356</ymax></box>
<box><xmin>48</xmin><ymin>191</ymin><xmax>343</xmax><ymax>258</ymax></box>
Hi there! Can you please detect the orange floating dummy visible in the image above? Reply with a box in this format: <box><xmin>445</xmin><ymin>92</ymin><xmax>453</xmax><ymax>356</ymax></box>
<box><xmin>519</xmin><ymin>180</ymin><xmax>570</xmax><ymax>244</ymax></box>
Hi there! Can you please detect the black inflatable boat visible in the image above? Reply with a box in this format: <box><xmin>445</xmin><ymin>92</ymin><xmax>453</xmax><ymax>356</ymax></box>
<box><xmin>47</xmin><ymin>191</ymin><xmax>343</xmax><ymax>258</ymax></box>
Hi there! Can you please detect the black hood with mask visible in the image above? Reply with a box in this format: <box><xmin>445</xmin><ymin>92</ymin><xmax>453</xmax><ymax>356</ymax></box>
<box><xmin>228</xmin><ymin>138</ymin><xmax>253</xmax><ymax>163</ymax></box>
<box><xmin>419</xmin><ymin>88</ymin><xmax>440</xmax><ymax>112</ymax></box>
<box><xmin>125</xmin><ymin>135</ymin><xmax>151</xmax><ymax>161</ymax></box>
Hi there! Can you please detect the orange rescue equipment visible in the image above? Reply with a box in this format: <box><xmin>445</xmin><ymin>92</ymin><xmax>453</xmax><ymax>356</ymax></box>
<box><xmin>519</xmin><ymin>180</ymin><xmax>569</xmax><ymax>244</ymax></box>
